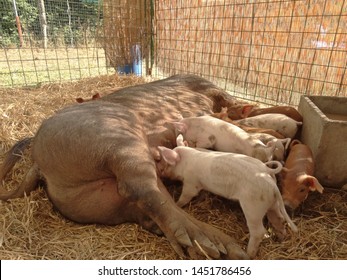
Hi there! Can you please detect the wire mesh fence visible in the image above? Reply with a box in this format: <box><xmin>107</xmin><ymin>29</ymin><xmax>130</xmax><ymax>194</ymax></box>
<box><xmin>0</xmin><ymin>0</ymin><xmax>151</xmax><ymax>87</ymax></box>
<box><xmin>1</xmin><ymin>0</ymin><xmax>346</xmax><ymax>107</ymax></box>
<box><xmin>153</xmin><ymin>0</ymin><xmax>347</xmax><ymax>106</ymax></box>
<box><xmin>103</xmin><ymin>0</ymin><xmax>152</xmax><ymax>72</ymax></box>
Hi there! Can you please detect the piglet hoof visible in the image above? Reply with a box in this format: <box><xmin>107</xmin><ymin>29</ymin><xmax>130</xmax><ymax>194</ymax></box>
<box><xmin>274</xmin><ymin>229</ymin><xmax>287</xmax><ymax>242</ymax></box>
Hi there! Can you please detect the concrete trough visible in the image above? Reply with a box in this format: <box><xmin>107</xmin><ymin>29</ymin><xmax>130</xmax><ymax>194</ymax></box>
<box><xmin>298</xmin><ymin>95</ymin><xmax>347</xmax><ymax>188</ymax></box>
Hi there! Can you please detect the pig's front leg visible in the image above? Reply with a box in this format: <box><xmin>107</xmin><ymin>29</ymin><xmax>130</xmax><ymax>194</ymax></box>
<box><xmin>176</xmin><ymin>182</ymin><xmax>201</xmax><ymax>208</ymax></box>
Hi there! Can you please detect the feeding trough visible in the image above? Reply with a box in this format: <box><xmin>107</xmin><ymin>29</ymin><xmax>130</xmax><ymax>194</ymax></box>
<box><xmin>298</xmin><ymin>96</ymin><xmax>347</xmax><ymax>188</ymax></box>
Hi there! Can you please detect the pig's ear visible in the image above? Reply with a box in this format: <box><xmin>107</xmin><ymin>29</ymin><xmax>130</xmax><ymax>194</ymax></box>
<box><xmin>218</xmin><ymin>107</ymin><xmax>229</xmax><ymax>119</ymax></box>
<box><xmin>176</xmin><ymin>134</ymin><xmax>188</xmax><ymax>147</ymax></box>
<box><xmin>172</xmin><ymin>122</ymin><xmax>188</xmax><ymax>134</ymax></box>
<box><xmin>176</xmin><ymin>134</ymin><xmax>184</xmax><ymax>146</ymax></box>
<box><xmin>76</xmin><ymin>98</ymin><xmax>84</xmax><ymax>103</ymax></box>
<box><xmin>221</xmin><ymin>107</ymin><xmax>228</xmax><ymax>113</ymax></box>
<box><xmin>241</xmin><ymin>105</ymin><xmax>254</xmax><ymax>118</ymax></box>
<box><xmin>266</xmin><ymin>139</ymin><xmax>276</xmax><ymax>148</ymax></box>
<box><xmin>299</xmin><ymin>175</ymin><xmax>324</xmax><ymax>193</ymax></box>
<box><xmin>163</xmin><ymin>121</ymin><xmax>175</xmax><ymax>131</ymax></box>
<box><xmin>281</xmin><ymin>138</ymin><xmax>292</xmax><ymax>151</ymax></box>
<box><xmin>266</xmin><ymin>139</ymin><xmax>276</xmax><ymax>154</ymax></box>
<box><xmin>157</xmin><ymin>146</ymin><xmax>180</xmax><ymax>166</ymax></box>
<box><xmin>289</xmin><ymin>139</ymin><xmax>302</xmax><ymax>149</ymax></box>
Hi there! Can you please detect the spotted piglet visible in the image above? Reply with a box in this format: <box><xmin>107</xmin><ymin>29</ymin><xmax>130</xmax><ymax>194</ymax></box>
<box><xmin>171</xmin><ymin>115</ymin><xmax>276</xmax><ymax>162</ymax></box>
<box><xmin>234</xmin><ymin>113</ymin><xmax>302</xmax><ymax>139</ymax></box>
<box><xmin>157</xmin><ymin>135</ymin><xmax>298</xmax><ymax>258</ymax></box>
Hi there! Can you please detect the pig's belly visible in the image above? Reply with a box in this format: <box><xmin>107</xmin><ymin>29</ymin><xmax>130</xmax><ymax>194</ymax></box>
<box><xmin>45</xmin><ymin>177</ymin><xmax>129</xmax><ymax>225</ymax></box>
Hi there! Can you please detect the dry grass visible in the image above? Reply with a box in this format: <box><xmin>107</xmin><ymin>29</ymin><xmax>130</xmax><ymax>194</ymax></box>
<box><xmin>0</xmin><ymin>74</ymin><xmax>346</xmax><ymax>260</ymax></box>
<box><xmin>0</xmin><ymin>48</ymin><xmax>113</xmax><ymax>87</ymax></box>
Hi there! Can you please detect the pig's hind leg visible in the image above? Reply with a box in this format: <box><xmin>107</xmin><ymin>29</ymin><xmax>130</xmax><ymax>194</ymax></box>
<box><xmin>266</xmin><ymin>206</ymin><xmax>287</xmax><ymax>240</ymax></box>
<box><xmin>239</xmin><ymin>201</ymin><xmax>268</xmax><ymax>258</ymax></box>
<box><xmin>265</xmin><ymin>191</ymin><xmax>291</xmax><ymax>240</ymax></box>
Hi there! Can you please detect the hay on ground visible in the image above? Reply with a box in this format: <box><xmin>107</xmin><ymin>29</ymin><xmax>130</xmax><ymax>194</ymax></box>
<box><xmin>0</xmin><ymin>75</ymin><xmax>346</xmax><ymax>260</ymax></box>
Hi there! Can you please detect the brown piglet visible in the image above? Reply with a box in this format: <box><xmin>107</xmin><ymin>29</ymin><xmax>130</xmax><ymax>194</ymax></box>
<box><xmin>280</xmin><ymin>140</ymin><xmax>324</xmax><ymax>209</ymax></box>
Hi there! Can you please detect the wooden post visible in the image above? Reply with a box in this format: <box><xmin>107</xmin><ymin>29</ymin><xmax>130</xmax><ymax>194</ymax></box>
<box><xmin>37</xmin><ymin>0</ymin><xmax>48</xmax><ymax>48</ymax></box>
<box><xmin>12</xmin><ymin>0</ymin><xmax>24</xmax><ymax>47</ymax></box>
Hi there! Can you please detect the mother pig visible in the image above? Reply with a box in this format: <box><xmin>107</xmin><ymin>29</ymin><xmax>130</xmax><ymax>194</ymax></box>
<box><xmin>0</xmin><ymin>74</ymin><xmax>248</xmax><ymax>259</ymax></box>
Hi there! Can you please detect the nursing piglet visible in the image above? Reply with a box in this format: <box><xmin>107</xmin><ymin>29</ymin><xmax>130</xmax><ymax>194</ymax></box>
<box><xmin>212</xmin><ymin>107</ymin><xmax>286</xmax><ymax>139</ymax></box>
<box><xmin>171</xmin><ymin>115</ymin><xmax>275</xmax><ymax>162</ymax></box>
<box><xmin>225</xmin><ymin>104</ymin><xmax>303</xmax><ymax>122</ymax></box>
<box><xmin>234</xmin><ymin>113</ymin><xmax>302</xmax><ymax>139</ymax></box>
<box><xmin>280</xmin><ymin>140</ymin><xmax>324</xmax><ymax>209</ymax></box>
<box><xmin>157</xmin><ymin>143</ymin><xmax>297</xmax><ymax>258</ymax></box>
<box><xmin>250</xmin><ymin>133</ymin><xmax>291</xmax><ymax>162</ymax></box>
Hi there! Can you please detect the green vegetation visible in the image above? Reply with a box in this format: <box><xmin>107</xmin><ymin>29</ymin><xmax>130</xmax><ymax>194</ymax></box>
<box><xmin>0</xmin><ymin>0</ymin><xmax>109</xmax><ymax>87</ymax></box>
<box><xmin>0</xmin><ymin>0</ymin><xmax>101</xmax><ymax>47</ymax></box>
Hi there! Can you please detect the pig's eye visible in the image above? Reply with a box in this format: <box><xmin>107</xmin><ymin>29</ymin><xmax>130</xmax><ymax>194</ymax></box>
<box><xmin>299</xmin><ymin>187</ymin><xmax>306</xmax><ymax>193</ymax></box>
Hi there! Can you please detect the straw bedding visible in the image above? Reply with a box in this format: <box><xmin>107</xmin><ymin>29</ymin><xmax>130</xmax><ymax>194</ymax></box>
<box><xmin>0</xmin><ymin>74</ymin><xmax>346</xmax><ymax>260</ymax></box>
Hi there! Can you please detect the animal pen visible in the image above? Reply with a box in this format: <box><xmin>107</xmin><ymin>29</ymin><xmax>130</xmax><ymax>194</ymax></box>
<box><xmin>0</xmin><ymin>0</ymin><xmax>346</xmax><ymax>260</ymax></box>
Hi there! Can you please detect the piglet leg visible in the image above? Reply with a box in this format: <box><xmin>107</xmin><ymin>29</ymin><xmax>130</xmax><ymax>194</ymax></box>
<box><xmin>176</xmin><ymin>182</ymin><xmax>201</xmax><ymax>208</ymax></box>
<box><xmin>240</xmin><ymin>201</ymin><xmax>267</xmax><ymax>258</ymax></box>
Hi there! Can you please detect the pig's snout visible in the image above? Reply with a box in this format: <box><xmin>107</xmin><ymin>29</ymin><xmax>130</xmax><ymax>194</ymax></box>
<box><xmin>282</xmin><ymin>197</ymin><xmax>300</xmax><ymax>210</ymax></box>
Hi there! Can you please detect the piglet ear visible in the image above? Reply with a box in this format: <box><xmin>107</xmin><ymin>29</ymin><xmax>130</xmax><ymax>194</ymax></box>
<box><xmin>92</xmin><ymin>93</ymin><xmax>101</xmax><ymax>99</ymax></box>
<box><xmin>299</xmin><ymin>175</ymin><xmax>324</xmax><ymax>193</ymax></box>
<box><xmin>289</xmin><ymin>139</ymin><xmax>302</xmax><ymax>149</ymax></box>
<box><xmin>241</xmin><ymin>105</ymin><xmax>254</xmax><ymax>118</ymax></box>
<box><xmin>172</xmin><ymin>122</ymin><xmax>188</xmax><ymax>134</ymax></box>
<box><xmin>266</xmin><ymin>139</ymin><xmax>276</xmax><ymax>148</ymax></box>
<box><xmin>157</xmin><ymin>146</ymin><xmax>180</xmax><ymax>166</ymax></box>
<box><xmin>218</xmin><ymin>107</ymin><xmax>229</xmax><ymax>119</ymax></box>
<box><xmin>176</xmin><ymin>134</ymin><xmax>188</xmax><ymax>147</ymax></box>
<box><xmin>76</xmin><ymin>98</ymin><xmax>84</xmax><ymax>103</ymax></box>
<box><xmin>281</xmin><ymin>138</ymin><xmax>292</xmax><ymax>151</ymax></box>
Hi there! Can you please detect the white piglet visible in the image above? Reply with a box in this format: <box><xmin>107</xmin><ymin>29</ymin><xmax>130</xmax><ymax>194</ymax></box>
<box><xmin>157</xmin><ymin>136</ymin><xmax>297</xmax><ymax>258</ymax></box>
<box><xmin>171</xmin><ymin>115</ymin><xmax>275</xmax><ymax>162</ymax></box>
<box><xmin>250</xmin><ymin>133</ymin><xmax>291</xmax><ymax>162</ymax></box>
<box><xmin>234</xmin><ymin>113</ymin><xmax>302</xmax><ymax>139</ymax></box>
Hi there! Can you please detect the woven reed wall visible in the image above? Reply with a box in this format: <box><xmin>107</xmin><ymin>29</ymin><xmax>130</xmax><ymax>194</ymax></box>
<box><xmin>103</xmin><ymin>0</ymin><xmax>151</xmax><ymax>69</ymax></box>
<box><xmin>154</xmin><ymin>0</ymin><xmax>347</xmax><ymax>106</ymax></box>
